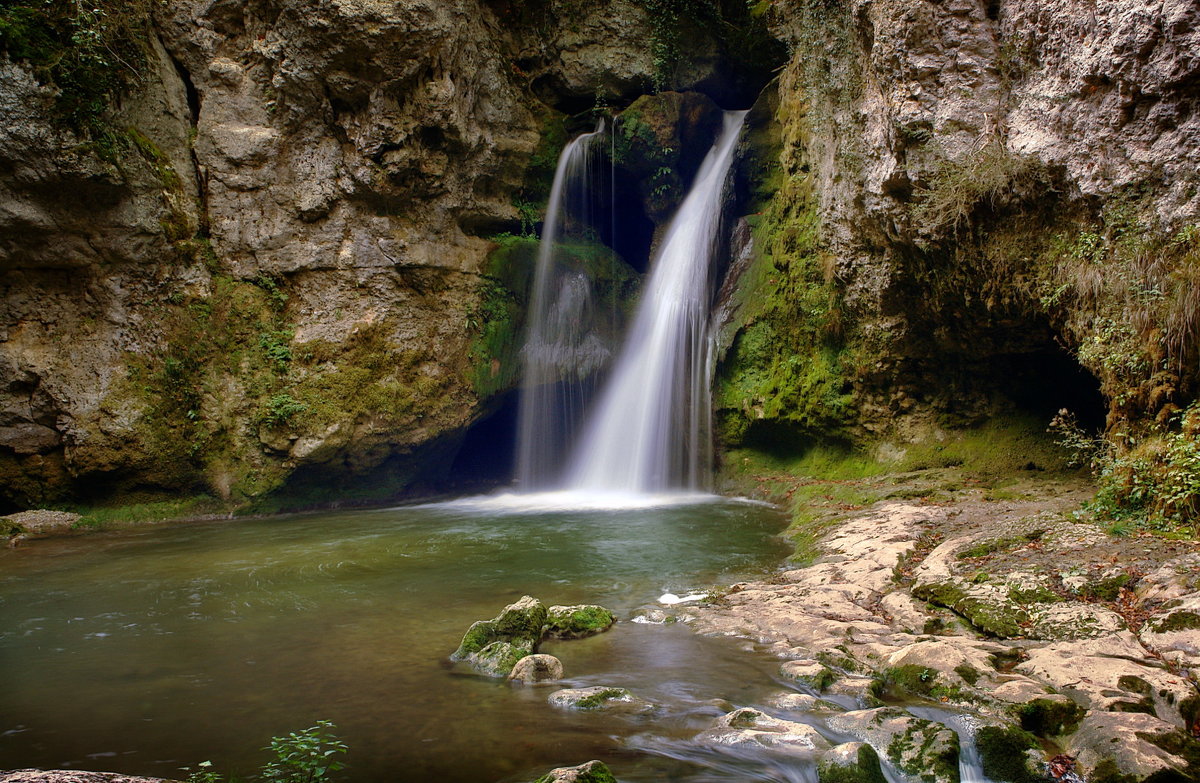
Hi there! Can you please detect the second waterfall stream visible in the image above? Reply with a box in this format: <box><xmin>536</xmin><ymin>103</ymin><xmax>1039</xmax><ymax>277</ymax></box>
<box><xmin>566</xmin><ymin>110</ymin><xmax>748</xmax><ymax>495</ymax></box>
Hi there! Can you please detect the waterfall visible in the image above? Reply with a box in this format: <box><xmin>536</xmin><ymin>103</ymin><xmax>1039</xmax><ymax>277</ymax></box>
<box><xmin>566</xmin><ymin>111</ymin><xmax>747</xmax><ymax>494</ymax></box>
<box><xmin>514</xmin><ymin>121</ymin><xmax>611</xmax><ymax>490</ymax></box>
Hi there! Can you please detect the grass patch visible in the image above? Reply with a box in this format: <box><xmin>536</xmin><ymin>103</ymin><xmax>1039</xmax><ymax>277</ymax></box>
<box><xmin>69</xmin><ymin>495</ymin><xmax>226</xmax><ymax>530</ymax></box>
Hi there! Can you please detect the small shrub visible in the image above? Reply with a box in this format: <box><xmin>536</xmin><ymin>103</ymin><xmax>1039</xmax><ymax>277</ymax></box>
<box><xmin>261</xmin><ymin>720</ymin><xmax>348</xmax><ymax>783</ymax></box>
<box><xmin>0</xmin><ymin>0</ymin><xmax>156</xmax><ymax>139</ymax></box>
<box><xmin>261</xmin><ymin>393</ymin><xmax>307</xmax><ymax>427</ymax></box>
<box><xmin>1054</xmin><ymin>403</ymin><xmax>1200</xmax><ymax>535</ymax></box>
<box><xmin>182</xmin><ymin>722</ymin><xmax>347</xmax><ymax>783</ymax></box>
<box><xmin>259</xmin><ymin>330</ymin><xmax>294</xmax><ymax>373</ymax></box>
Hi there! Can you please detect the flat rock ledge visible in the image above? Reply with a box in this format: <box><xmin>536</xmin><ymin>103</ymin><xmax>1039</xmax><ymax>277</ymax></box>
<box><xmin>688</xmin><ymin>499</ymin><xmax>1200</xmax><ymax>783</ymax></box>
<box><xmin>4</xmin><ymin>510</ymin><xmax>82</xmax><ymax>546</ymax></box>
<box><xmin>0</xmin><ymin>772</ymin><xmax>177</xmax><ymax>783</ymax></box>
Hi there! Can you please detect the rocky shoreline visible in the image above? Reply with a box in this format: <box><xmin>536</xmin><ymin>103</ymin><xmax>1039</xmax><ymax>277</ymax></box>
<box><xmin>677</xmin><ymin>488</ymin><xmax>1200</xmax><ymax>783</ymax></box>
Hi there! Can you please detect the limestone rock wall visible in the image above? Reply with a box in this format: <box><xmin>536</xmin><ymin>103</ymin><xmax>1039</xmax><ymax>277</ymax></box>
<box><xmin>716</xmin><ymin>0</ymin><xmax>1200</xmax><ymax>447</ymax></box>
<box><xmin>0</xmin><ymin>0</ymin><xmax>661</xmax><ymax>509</ymax></box>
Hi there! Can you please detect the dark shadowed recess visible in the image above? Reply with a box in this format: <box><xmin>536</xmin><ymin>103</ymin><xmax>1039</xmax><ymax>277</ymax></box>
<box><xmin>446</xmin><ymin>388</ymin><xmax>520</xmax><ymax>489</ymax></box>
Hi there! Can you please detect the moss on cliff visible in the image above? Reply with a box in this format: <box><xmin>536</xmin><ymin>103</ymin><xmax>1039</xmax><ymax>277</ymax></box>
<box><xmin>714</xmin><ymin>173</ymin><xmax>857</xmax><ymax>450</ymax></box>
<box><xmin>0</xmin><ymin>0</ymin><xmax>156</xmax><ymax>143</ymax></box>
<box><xmin>94</xmin><ymin>273</ymin><xmax>461</xmax><ymax>506</ymax></box>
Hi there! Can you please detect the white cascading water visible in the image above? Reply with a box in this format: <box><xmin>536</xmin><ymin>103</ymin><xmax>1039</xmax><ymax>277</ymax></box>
<box><xmin>514</xmin><ymin>121</ymin><xmax>610</xmax><ymax>489</ymax></box>
<box><xmin>566</xmin><ymin>110</ymin><xmax>747</xmax><ymax>494</ymax></box>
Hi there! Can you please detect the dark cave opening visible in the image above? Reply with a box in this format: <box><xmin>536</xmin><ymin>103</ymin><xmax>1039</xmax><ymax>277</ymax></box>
<box><xmin>446</xmin><ymin>390</ymin><xmax>520</xmax><ymax>490</ymax></box>
<box><xmin>995</xmin><ymin>342</ymin><xmax>1108</xmax><ymax>432</ymax></box>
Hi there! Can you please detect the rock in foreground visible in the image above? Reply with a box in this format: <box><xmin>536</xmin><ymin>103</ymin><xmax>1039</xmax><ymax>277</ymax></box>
<box><xmin>451</xmin><ymin>596</ymin><xmax>547</xmax><ymax>677</ymax></box>
<box><xmin>532</xmin><ymin>760</ymin><xmax>617</xmax><ymax>783</ymax></box>
<box><xmin>0</xmin><ymin>772</ymin><xmax>176</xmax><ymax>783</ymax></box>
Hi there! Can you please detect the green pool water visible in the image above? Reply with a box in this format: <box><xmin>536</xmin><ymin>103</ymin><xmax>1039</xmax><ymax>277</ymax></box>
<box><xmin>0</xmin><ymin>494</ymin><xmax>797</xmax><ymax>782</ymax></box>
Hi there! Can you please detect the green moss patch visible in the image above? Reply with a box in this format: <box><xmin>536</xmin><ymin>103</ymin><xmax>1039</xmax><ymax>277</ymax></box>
<box><xmin>819</xmin><ymin>744</ymin><xmax>887</xmax><ymax>783</ymax></box>
<box><xmin>1014</xmin><ymin>698</ymin><xmax>1085</xmax><ymax>737</ymax></box>
<box><xmin>543</xmin><ymin>605</ymin><xmax>616</xmax><ymax>640</ymax></box>
<box><xmin>976</xmin><ymin>726</ymin><xmax>1042</xmax><ymax>783</ymax></box>
<box><xmin>575</xmin><ymin>688</ymin><xmax>631</xmax><ymax>710</ymax></box>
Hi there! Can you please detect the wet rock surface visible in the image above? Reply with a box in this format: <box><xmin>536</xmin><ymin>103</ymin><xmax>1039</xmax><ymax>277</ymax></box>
<box><xmin>689</xmin><ymin>485</ymin><xmax>1200</xmax><ymax>783</ymax></box>
<box><xmin>547</xmin><ymin>686</ymin><xmax>654</xmax><ymax>714</ymax></box>
<box><xmin>696</xmin><ymin>707</ymin><xmax>832</xmax><ymax>755</ymax></box>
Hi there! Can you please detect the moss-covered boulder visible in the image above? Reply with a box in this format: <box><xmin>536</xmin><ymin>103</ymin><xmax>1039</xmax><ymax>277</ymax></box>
<box><xmin>470</xmin><ymin>640</ymin><xmax>535</xmax><ymax>678</ymax></box>
<box><xmin>494</xmin><ymin>596</ymin><xmax>549</xmax><ymax>638</ymax></box>
<box><xmin>451</xmin><ymin>596</ymin><xmax>547</xmax><ymax>677</ymax></box>
<box><xmin>819</xmin><ymin>742</ymin><xmax>887</xmax><ymax>783</ymax></box>
<box><xmin>976</xmin><ymin>726</ymin><xmax>1043</xmax><ymax>783</ymax></box>
<box><xmin>615</xmin><ymin>91</ymin><xmax>722</xmax><ymax>221</ymax></box>
<box><xmin>533</xmin><ymin>759</ymin><xmax>617</xmax><ymax>783</ymax></box>
<box><xmin>543</xmin><ymin>604</ymin><xmax>616</xmax><ymax>640</ymax></box>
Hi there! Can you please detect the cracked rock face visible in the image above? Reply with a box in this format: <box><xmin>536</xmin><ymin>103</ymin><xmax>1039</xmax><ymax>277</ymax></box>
<box><xmin>0</xmin><ymin>0</ymin><xmax>658</xmax><ymax>507</ymax></box>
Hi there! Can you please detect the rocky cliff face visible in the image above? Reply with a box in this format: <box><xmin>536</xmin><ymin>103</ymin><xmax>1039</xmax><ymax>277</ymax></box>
<box><xmin>716</xmin><ymin>0</ymin><xmax>1199</xmax><ymax>454</ymax></box>
<box><xmin>0</xmin><ymin>0</ymin><xmax>631</xmax><ymax>509</ymax></box>
<box><xmin>0</xmin><ymin>0</ymin><xmax>772</xmax><ymax>510</ymax></box>
<box><xmin>1</xmin><ymin>0</ymin><xmax>1196</xmax><ymax>512</ymax></box>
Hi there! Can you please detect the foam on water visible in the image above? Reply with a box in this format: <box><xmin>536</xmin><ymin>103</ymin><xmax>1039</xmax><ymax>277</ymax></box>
<box><xmin>413</xmin><ymin>490</ymin><xmax>721</xmax><ymax>515</ymax></box>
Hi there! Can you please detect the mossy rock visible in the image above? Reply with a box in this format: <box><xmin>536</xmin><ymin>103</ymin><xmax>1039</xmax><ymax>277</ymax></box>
<box><xmin>533</xmin><ymin>759</ymin><xmax>618</xmax><ymax>783</ymax></box>
<box><xmin>548</xmin><ymin>686</ymin><xmax>649</xmax><ymax>713</ymax></box>
<box><xmin>451</xmin><ymin>596</ymin><xmax>547</xmax><ymax>677</ymax></box>
<box><xmin>819</xmin><ymin>743</ymin><xmax>887</xmax><ymax>783</ymax></box>
<box><xmin>452</xmin><ymin>619</ymin><xmax>500</xmax><ymax>659</ymax></box>
<box><xmin>471</xmin><ymin>639</ymin><xmax>535</xmax><ymax>678</ymax></box>
<box><xmin>543</xmin><ymin>604</ymin><xmax>616</xmax><ymax>640</ymax></box>
<box><xmin>494</xmin><ymin>596</ymin><xmax>549</xmax><ymax>638</ymax></box>
<box><xmin>1015</xmin><ymin>697</ymin><xmax>1086</xmax><ymax>737</ymax></box>
<box><xmin>1145</xmin><ymin>608</ymin><xmax>1200</xmax><ymax>634</ymax></box>
<box><xmin>781</xmin><ymin>660</ymin><xmax>837</xmax><ymax>691</ymax></box>
<box><xmin>976</xmin><ymin>726</ymin><xmax>1042</xmax><ymax>783</ymax></box>
<box><xmin>886</xmin><ymin>717</ymin><xmax>961</xmax><ymax>783</ymax></box>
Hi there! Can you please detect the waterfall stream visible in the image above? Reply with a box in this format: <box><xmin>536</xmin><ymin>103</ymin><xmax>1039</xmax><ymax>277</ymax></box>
<box><xmin>515</xmin><ymin>121</ymin><xmax>611</xmax><ymax>490</ymax></box>
<box><xmin>566</xmin><ymin>111</ymin><xmax>747</xmax><ymax>494</ymax></box>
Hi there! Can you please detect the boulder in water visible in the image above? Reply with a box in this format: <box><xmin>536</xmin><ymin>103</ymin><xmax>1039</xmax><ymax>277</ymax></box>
<box><xmin>543</xmin><ymin>605</ymin><xmax>616</xmax><ymax>639</ymax></box>
<box><xmin>548</xmin><ymin>686</ymin><xmax>653</xmax><ymax>714</ymax></box>
<box><xmin>532</xmin><ymin>760</ymin><xmax>616</xmax><ymax>783</ymax></box>
<box><xmin>696</xmin><ymin>707</ymin><xmax>833</xmax><ymax>755</ymax></box>
<box><xmin>451</xmin><ymin>596</ymin><xmax>547</xmax><ymax>677</ymax></box>
<box><xmin>469</xmin><ymin>640</ymin><xmax>535</xmax><ymax>678</ymax></box>
<box><xmin>509</xmin><ymin>654</ymin><xmax>564</xmax><ymax>683</ymax></box>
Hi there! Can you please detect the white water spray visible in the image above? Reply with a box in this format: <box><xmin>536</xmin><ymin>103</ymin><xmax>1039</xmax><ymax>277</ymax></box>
<box><xmin>566</xmin><ymin>111</ymin><xmax>747</xmax><ymax>494</ymax></box>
